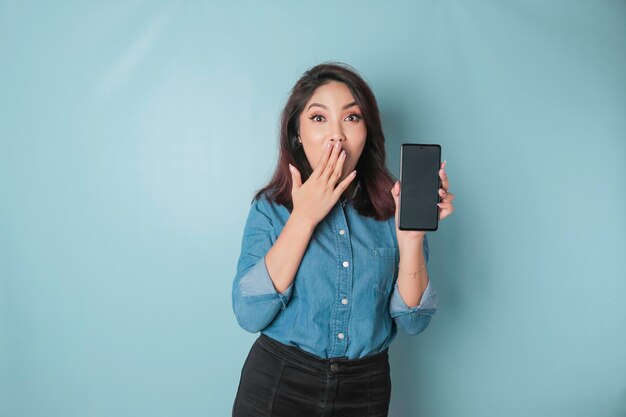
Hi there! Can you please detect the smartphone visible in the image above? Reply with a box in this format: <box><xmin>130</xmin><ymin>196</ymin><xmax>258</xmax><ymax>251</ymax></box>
<box><xmin>399</xmin><ymin>143</ymin><xmax>442</xmax><ymax>231</ymax></box>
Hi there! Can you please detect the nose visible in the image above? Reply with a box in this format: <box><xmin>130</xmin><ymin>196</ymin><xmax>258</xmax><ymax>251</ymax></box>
<box><xmin>328</xmin><ymin>123</ymin><xmax>346</xmax><ymax>145</ymax></box>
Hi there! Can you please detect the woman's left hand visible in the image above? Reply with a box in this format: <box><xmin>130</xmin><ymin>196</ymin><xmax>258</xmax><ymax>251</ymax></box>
<box><xmin>391</xmin><ymin>160</ymin><xmax>455</xmax><ymax>244</ymax></box>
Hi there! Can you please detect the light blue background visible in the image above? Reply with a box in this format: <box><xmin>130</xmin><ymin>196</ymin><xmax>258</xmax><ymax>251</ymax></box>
<box><xmin>1</xmin><ymin>1</ymin><xmax>625</xmax><ymax>416</ymax></box>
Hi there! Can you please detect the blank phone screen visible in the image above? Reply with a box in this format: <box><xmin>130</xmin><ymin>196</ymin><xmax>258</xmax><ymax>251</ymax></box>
<box><xmin>399</xmin><ymin>144</ymin><xmax>441</xmax><ymax>231</ymax></box>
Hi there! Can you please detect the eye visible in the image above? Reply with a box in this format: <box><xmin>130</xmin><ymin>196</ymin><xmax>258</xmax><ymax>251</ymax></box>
<box><xmin>345</xmin><ymin>113</ymin><xmax>362</xmax><ymax>122</ymax></box>
<box><xmin>309</xmin><ymin>114</ymin><xmax>325</xmax><ymax>122</ymax></box>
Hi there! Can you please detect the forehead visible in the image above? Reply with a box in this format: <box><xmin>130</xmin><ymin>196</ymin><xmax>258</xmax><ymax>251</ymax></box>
<box><xmin>307</xmin><ymin>81</ymin><xmax>356</xmax><ymax>105</ymax></box>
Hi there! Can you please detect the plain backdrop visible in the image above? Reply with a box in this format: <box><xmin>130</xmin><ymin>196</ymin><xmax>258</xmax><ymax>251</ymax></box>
<box><xmin>1</xmin><ymin>1</ymin><xmax>625</xmax><ymax>416</ymax></box>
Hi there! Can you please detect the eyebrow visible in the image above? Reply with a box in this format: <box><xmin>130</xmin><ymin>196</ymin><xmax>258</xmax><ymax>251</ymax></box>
<box><xmin>307</xmin><ymin>101</ymin><xmax>358</xmax><ymax>111</ymax></box>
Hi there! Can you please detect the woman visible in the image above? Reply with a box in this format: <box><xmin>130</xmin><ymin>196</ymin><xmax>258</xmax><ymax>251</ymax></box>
<box><xmin>231</xmin><ymin>62</ymin><xmax>455</xmax><ymax>417</ymax></box>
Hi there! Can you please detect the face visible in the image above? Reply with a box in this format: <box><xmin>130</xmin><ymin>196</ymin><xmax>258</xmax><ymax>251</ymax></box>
<box><xmin>298</xmin><ymin>81</ymin><xmax>367</xmax><ymax>183</ymax></box>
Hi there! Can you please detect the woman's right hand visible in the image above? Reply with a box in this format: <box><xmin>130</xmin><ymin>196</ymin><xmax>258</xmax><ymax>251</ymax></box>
<box><xmin>289</xmin><ymin>141</ymin><xmax>357</xmax><ymax>228</ymax></box>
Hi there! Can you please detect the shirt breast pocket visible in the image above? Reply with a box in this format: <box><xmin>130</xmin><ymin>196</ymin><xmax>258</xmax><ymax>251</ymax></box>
<box><xmin>369</xmin><ymin>246</ymin><xmax>399</xmax><ymax>297</ymax></box>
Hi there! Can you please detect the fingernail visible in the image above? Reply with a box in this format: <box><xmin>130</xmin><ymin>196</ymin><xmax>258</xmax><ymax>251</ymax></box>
<box><xmin>327</xmin><ymin>143</ymin><xmax>332</xmax><ymax>149</ymax></box>
<box><xmin>288</xmin><ymin>163</ymin><xmax>293</xmax><ymax>172</ymax></box>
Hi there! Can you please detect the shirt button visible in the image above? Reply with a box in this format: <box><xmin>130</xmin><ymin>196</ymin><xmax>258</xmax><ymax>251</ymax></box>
<box><xmin>341</xmin><ymin>298</ymin><xmax>348</xmax><ymax>305</ymax></box>
<box><xmin>339</xmin><ymin>229</ymin><xmax>345</xmax><ymax>236</ymax></box>
<box><xmin>342</xmin><ymin>261</ymin><xmax>349</xmax><ymax>268</ymax></box>
<box><xmin>337</xmin><ymin>332</ymin><xmax>345</xmax><ymax>340</ymax></box>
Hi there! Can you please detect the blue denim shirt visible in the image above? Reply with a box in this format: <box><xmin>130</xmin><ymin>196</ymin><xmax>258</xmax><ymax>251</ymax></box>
<box><xmin>231</xmin><ymin>186</ymin><xmax>439</xmax><ymax>360</ymax></box>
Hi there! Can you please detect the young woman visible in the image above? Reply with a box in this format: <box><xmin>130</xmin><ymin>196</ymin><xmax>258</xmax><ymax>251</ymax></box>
<box><xmin>231</xmin><ymin>62</ymin><xmax>455</xmax><ymax>417</ymax></box>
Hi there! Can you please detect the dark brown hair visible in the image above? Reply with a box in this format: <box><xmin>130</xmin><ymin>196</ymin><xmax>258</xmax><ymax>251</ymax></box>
<box><xmin>253</xmin><ymin>62</ymin><xmax>397</xmax><ymax>221</ymax></box>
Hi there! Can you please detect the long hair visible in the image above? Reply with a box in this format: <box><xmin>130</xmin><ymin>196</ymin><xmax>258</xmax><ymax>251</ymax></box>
<box><xmin>253</xmin><ymin>62</ymin><xmax>397</xmax><ymax>221</ymax></box>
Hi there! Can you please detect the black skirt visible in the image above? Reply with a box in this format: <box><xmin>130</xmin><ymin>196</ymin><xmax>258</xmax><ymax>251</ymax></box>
<box><xmin>232</xmin><ymin>333</ymin><xmax>392</xmax><ymax>417</ymax></box>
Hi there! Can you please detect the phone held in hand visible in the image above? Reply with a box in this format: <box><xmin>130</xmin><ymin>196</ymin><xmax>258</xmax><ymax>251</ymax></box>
<box><xmin>399</xmin><ymin>143</ymin><xmax>442</xmax><ymax>231</ymax></box>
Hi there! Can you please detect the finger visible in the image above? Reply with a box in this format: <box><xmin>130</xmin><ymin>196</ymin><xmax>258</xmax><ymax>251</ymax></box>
<box><xmin>438</xmin><ymin>188</ymin><xmax>455</xmax><ymax>202</ymax></box>
<box><xmin>436</xmin><ymin>201</ymin><xmax>454</xmax><ymax>212</ymax></box>
<box><xmin>391</xmin><ymin>180</ymin><xmax>400</xmax><ymax>197</ymax></box>
<box><xmin>389</xmin><ymin>181</ymin><xmax>400</xmax><ymax>203</ymax></box>
<box><xmin>439</xmin><ymin>165</ymin><xmax>449</xmax><ymax>191</ymax></box>
<box><xmin>392</xmin><ymin>181</ymin><xmax>400</xmax><ymax>207</ymax></box>
<box><xmin>312</xmin><ymin>142</ymin><xmax>333</xmax><ymax>179</ymax></box>
<box><xmin>391</xmin><ymin>180</ymin><xmax>400</xmax><ymax>227</ymax></box>
<box><xmin>332</xmin><ymin>169</ymin><xmax>357</xmax><ymax>200</ymax></box>
<box><xmin>289</xmin><ymin>163</ymin><xmax>302</xmax><ymax>190</ymax></box>
<box><xmin>328</xmin><ymin>148</ymin><xmax>347</xmax><ymax>186</ymax></box>
<box><xmin>322</xmin><ymin>142</ymin><xmax>343</xmax><ymax>182</ymax></box>
<box><xmin>437</xmin><ymin>204</ymin><xmax>454</xmax><ymax>219</ymax></box>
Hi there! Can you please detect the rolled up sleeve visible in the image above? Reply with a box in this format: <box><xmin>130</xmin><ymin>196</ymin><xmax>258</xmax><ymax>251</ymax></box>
<box><xmin>389</xmin><ymin>234</ymin><xmax>439</xmax><ymax>335</ymax></box>
<box><xmin>232</xmin><ymin>196</ymin><xmax>293</xmax><ymax>333</ymax></box>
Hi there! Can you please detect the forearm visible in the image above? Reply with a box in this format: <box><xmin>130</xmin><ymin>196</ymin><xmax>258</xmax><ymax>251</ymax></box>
<box><xmin>264</xmin><ymin>213</ymin><xmax>315</xmax><ymax>293</ymax></box>
<box><xmin>397</xmin><ymin>236</ymin><xmax>429</xmax><ymax>307</ymax></box>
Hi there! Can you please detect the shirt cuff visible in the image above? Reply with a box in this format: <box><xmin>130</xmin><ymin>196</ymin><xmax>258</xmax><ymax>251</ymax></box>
<box><xmin>389</xmin><ymin>280</ymin><xmax>438</xmax><ymax>318</ymax></box>
<box><xmin>238</xmin><ymin>256</ymin><xmax>293</xmax><ymax>309</ymax></box>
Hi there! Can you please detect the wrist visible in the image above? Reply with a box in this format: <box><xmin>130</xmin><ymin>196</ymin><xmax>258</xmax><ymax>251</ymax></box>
<box><xmin>398</xmin><ymin>235</ymin><xmax>425</xmax><ymax>253</ymax></box>
<box><xmin>289</xmin><ymin>211</ymin><xmax>316</xmax><ymax>234</ymax></box>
